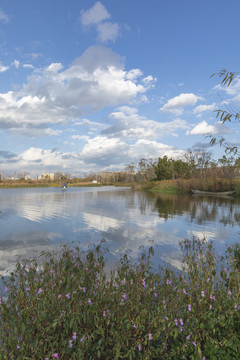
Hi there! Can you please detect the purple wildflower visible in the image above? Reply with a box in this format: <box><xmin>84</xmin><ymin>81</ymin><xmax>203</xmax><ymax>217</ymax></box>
<box><xmin>37</xmin><ymin>288</ymin><xmax>43</xmax><ymax>294</ymax></box>
<box><xmin>188</xmin><ymin>304</ymin><xmax>191</xmax><ymax>311</ymax></box>
<box><xmin>72</xmin><ymin>332</ymin><xmax>77</xmax><ymax>340</ymax></box>
<box><xmin>201</xmin><ymin>291</ymin><xmax>205</xmax><ymax>297</ymax></box>
<box><xmin>192</xmin><ymin>341</ymin><xmax>196</xmax><ymax>347</ymax></box>
<box><xmin>186</xmin><ymin>335</ymin><xmax>190</xmax><ymax>340</ymax></box>
<box><xmin>138</xmin><ymin>344</ymin><xmax>142</xmax><ymax>352</ymax></box>
<box><xmin>149</xmin><ymin>333</ymin><xmax>152</xmax><ymax>341</ymax></box>
<box><xmin>69</xmin><ymin>340</ymin><xmax>73</xmax><ymax>348</ymax></box>
<box><xmin>165</xmin><ymin>316</ymin><xmax>169</xmax><ymax>321</ymax></box>
<box><xmin>66</xmin><ymin>293</ymin><xmax>70</xmax><ymax>299</ymax></box>
<box><xmin>228</xmin><ymin>290</ymin><xmax>232</xmax><ymax>295</ymax></box>
<box><xmin>166</xmin><ymin>279</ymin><xmax>171</xmax><ymax>285</ymax></box>
<box><xmin>179</xmin><ymin>318</ymin><xmax>184</xmax><ymax>326</ymax></box>
<box><xmin>88</xmin><ymin>298</ymin><xmax>92</xmax><ymax>305</ymax></box>
<box><xmin>52</xmin><ymin>354</ymin><xmax>59</xmax><ymax>359</ymax></box>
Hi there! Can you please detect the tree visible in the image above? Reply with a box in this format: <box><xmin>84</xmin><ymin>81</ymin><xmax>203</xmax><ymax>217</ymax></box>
<box><xmin>210</xmin><ymin>69</ymin><xmax>240</xmax><ymax>156</ymax></box>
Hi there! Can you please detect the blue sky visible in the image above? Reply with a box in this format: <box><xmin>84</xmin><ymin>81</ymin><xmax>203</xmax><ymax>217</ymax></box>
<box><xmin>0</xmin><ymin>0</ymin><xmax>240</xmax><ymax>177</ymax></box>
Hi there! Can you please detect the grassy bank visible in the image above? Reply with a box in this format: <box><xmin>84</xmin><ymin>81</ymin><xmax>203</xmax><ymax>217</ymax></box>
<box><xmin>145</xmin><ymin>178</ymin><xmax>240</xmax><ymax>196</ymax></box>
<box><xmin>0</xmin><ymin>182</ymin><xmax>102</xmax><ymax>189</ymax></box>
<box><xmin>0</xmin><ymin>238</ymin><xmax>240</xmax><ymax>359</ymax></box>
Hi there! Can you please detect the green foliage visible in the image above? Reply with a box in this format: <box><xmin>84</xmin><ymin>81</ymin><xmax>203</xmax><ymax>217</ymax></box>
<box><xmin>154</xmin><ymin>156</ymin><xmax>190</xmax><ymax>181</ymax></box>
<box><xmin>0</xmin><ymin>239</ymin><xmax>240</xmax><ymax>359</ymax></box>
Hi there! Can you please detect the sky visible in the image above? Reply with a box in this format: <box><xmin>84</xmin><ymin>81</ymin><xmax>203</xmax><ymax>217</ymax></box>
<box><xmin>0</xmin><ymin>0</ymin><xmax>240</xmax><ymax>178</ymax></box>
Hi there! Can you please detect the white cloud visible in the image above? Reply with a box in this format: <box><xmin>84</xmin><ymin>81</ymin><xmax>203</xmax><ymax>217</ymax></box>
<box><xmin>128</xmin><ymin>139</ymin><xmax>185</xmax><ymax>159</ymax></box>
<box><xmin>186</xmin><ymin>120</ymin><xmax>230</xmax><ymax>136</ymax></box>
<box><xmin>80</xmin><ymin>2</ymin><xmax>110</xmax><ymax>26</ymax></box>
<box><xmin>12</xmin><ymin>60</ymin><xmax>20</xmax><ymax>69</ymax></box>
<box><xmin>193</xmin><ymin>103</ymin><xmax>216</xmax><ymax>113</ymax></box>
<box><xmin>0</xmin><ymin>147</ymin><xmax>83</xmax><ymax>176</ymax></box>
<box><xmin>47</xmin><ymin>63</ymin><xmax>63</xmax><ymax>72</ymax></box>
<box><xmin>0</xmin><ymin>63</ymin><xmax>9</xmax><ymax>72</ymax></box>
<box><xmin>0</xmin><ymin>9</ymin><xmax>9</xmax><ymax>23</ymax></box>
<box><xmin>126</xmin><ymin>69</ymin><xmax>143</xmax><ymax>81</ymax></box>
<box><xmin>81</xmin><ymin>136</ymin><xmax>127</xmax><ymax>159</ymax></box>
<box><xmin>23</xmin><ymin>64</ymin><xmax>34</xmax><ymax>69</ymax></box>
<box><xmin>0</xmin><ymin>47</ymin><xmax>151</xmax><ymax>137</ymax></box>
<box><xmin>80</xmin><ymin>2</ymin><xmax>120</xmax><ymax>43</ymax></box>
<box><xmin>160</xmin><ymin>93</ymin><xmax>204</xmax><ymax>114</ymax></box>
<box><xmin>214</xmin><ymin>77</ymin><xmax>240</xmax><ymax>96</ymax></box>
<box><xmin>102</xmin><ymin>106</ymin><xmax>188</xmax><ymax>140</ymax></box>
<box><xmin>71</xmin><ymin>135</ymin><xmax>89</xmax><ymax>141</ymax></box>
<box><xmin>97</xmin><ymin>22</ymin><xmax>119</xmax><ymax>43</ymax></box>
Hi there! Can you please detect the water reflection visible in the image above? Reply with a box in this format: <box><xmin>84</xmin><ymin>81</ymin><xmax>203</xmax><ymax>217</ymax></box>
<box><xmin>0</xmin><ymin>187</ymin><xmax>240</xmax><ymax>274</ymax></box>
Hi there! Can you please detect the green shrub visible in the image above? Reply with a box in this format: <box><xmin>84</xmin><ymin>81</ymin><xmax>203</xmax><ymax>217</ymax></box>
<box><xmin>0</xmin><ymin>239</ymin><xmax>240</xmax><ymax>359</ymax></box>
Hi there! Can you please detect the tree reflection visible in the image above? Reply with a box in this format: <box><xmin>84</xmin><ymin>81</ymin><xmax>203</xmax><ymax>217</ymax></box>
<box><xmin>152</xmin><ymin>193</ymin><xmax>240</xmax><ymax>226</ymax></box>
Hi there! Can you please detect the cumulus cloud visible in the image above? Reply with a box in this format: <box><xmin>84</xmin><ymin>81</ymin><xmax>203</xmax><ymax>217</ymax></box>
<box><xmin>0</xmin><ymin>147</ymin><xmax>84</xmax><ymax>176</ymax></box>
<box><xmin>193</xmin><ymin>103</ymin><xmax>216</xmax><ymax>113</ymax></box>
<box><xmin>46</xmin><ymin>62</ymin><xmax>63</xmax><ymax>72</ymax></box>
<box><xmin>81</xmin><ymin>136</ymin><xmax>127</xmax><ymax>166</ymax></box>
<box><xmin>0</xmin><ymin>46</ymin><xmax>151</xmax><ymax>137</ymax></box>
<box><xmin>80</xmin><ymin>1</ymin><xmax>110</xmax><ymax>26</ymax></box>
<box><xmin>128</xmin><ymin>139</ymin><xmax>185</xmax><ymax>160</ymax></box>
<box><xmin>23</xmin><ymin>64</ymin><xmax>34</xmax><ymax>69</ymax></box>
<box><xmin>214</xmin><ymin>77</ymin><xmax>240</xmax><ymax>96</ymax></box>
<box><xmin>160</xmin><ymin>93</ymin><xmax>204</xmax><ymax>115</ymax></box>
<box><xmin>186</xmin><ymin>120</ymin><xmax>230</xmax><ymax>136</ymax></box>
<box><xmin>0</xmin><ymin>63</ymin><xmax>9</xmax><ymax>72</ymax></box>
<box><xmin>96</xmin><ymin>22</ymin><xmax>119</xmax><ymax>43</ymax></box>
<box><xmin>102</xmin><ymin>106</ymin><xmax>189</xmax><ymax>140</ymax></box>
<box><xmin>80</xmin><ymin>2</ymin><xmax>120</xmax><ymax>43</ymax></box>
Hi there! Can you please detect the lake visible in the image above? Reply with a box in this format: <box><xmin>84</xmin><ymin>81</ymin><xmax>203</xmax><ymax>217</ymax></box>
<box><xmin>0</xmin><ymin>186</ymin><xmax>240</xmax><ymax>274</ymax></box>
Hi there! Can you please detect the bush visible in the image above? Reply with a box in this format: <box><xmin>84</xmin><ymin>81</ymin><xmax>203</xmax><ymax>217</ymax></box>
<box><xmin>0</xmin><ymin>239</ymin><xmax>240</xmax><ymax>359</ymax></box>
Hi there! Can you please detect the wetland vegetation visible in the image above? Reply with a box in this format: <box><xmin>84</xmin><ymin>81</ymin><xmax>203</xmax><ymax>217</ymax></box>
<box><xmin>0</xmin><ymin>238</ymin><xmax>240</xmax><ymax>359</ymax></box>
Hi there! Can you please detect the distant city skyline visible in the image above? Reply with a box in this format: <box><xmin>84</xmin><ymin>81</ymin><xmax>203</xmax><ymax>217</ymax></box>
<box><xmin>0</xmin><ymin>0</ymin><xmax>239</xmax><ymax>176</ymax></box>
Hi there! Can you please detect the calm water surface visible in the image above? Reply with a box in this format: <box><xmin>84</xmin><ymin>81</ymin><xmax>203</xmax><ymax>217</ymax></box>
<box><xmin>0</xmin><ymin>186</ymin><xmax>240</xmax><ymax>274</ymax></box>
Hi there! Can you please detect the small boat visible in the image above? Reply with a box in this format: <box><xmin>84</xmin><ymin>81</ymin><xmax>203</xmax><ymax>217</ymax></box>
<box><xmin>61</xmin><ymin>182</ymin><xmax>67</xmax><ymax>191</ymax></box>
<box><xmin>191</xmin><ymin>189</ymin><xmax>235</xmax><ymax>196</ymax></box>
